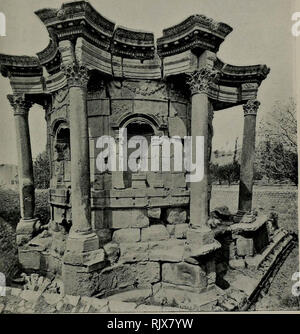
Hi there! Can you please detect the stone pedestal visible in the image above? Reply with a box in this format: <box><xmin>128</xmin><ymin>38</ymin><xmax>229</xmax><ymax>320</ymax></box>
<box><xmin>238</xmin><ymin>100</ymin><xmax>260</xmax><ymax>217</ymax></box>
<box><xmin>7</xmin><ymin>95</ymin><xmax>37</xmax><ymax>245</ymax></box>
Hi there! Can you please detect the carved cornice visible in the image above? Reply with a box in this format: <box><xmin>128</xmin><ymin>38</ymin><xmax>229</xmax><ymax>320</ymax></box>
<box><xmin>186</xmin><ymin>68</ymin><xmax>219</xmax><ymax>95</ymax></box>
<box><xmin>214</xmin><ymin>58</ymin><xmax>270</xmax><ymax>85</ymax></box>
<box><xmin>157</xmin><ymin>14</ymin><xmax>232</xmax><ymax>57</ymax></box>
<box><xmin>61</xmin><ymin>62</ymin><xmax>89</xmax><ymax>88</ymax></box>
<box><xmin>111</xmin><ymin>27</ymin><xmax>155</xmax><ymax>60</ymax></box>
<box><xmin>7</xmin><ymin>95</ymin><xmax>34</xmax><ymax>116</ymax></box>
<box><xmin>0</xmin><ymin>54</ymin><xmax>43</xmax><ymax>78</ymax></box>
<box><xmin>243</xmin><ymin>99</ymin><xmax>260</xmax><ymax>116</ymax></box>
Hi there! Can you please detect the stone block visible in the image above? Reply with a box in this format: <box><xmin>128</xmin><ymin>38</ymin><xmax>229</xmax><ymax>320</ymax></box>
<box><xmin>174</xmin><ymin>224</ymin><xmax>189</xmax><ymax>239</ymax></box>
<box><xmin>186</xmin><ymin>227</ymin><xmax>215</xmax><ymax>247</ymax></box>
<box><xmin>236</xmin><ymin>236</ymin><xmax>254</xmax><ymax>257</ymax></box>
<box><xmin>103</xmin><ymin>242</ymin><xmax>120</xmax><ymax>264</ymax></box>
<box><xmin>229</xmin><ymin>259</ymin><xmax>245</xmax><ymax>269</ymax></box>
<box><xmin>149</xmin><ymin>239</ymin><xmax>185</xmax><ymax>262</ymax></box>
<box><xmin>18</xmin><ymin>249</ymin><xmax>41</xmax><ymax>270</ymax></box>
<box><xmin>147</xmin><ymin>208</ymin><xmax>161</xmax><ymax>219</ymax></box>
<box><xmin>119</xmin><ymin>242</ymin><xmax>149</xmax><ymax>262</ymax></box>
<box><xmin>112</xmin><ymin>228</ymin><xmax>141</xmax><ymax>243</ymax></box>
<box><xmin>95</xmin><ymin>229</ymin><xmax>112</xmax><ymax>246</ymax></box>
<box><xmin>166</xmin><ymin>208</ymin><xmax>187</xmax><ymax>224</ymax></box>
<box><xmin>98</xmin><ymin>262</ymin><xmax>160</xmax><ymax>295</ymax></box>
<box><xmin>162</xmin><ymin>262</ymin><xmax>207</xmax><ymax>289</ymax></box>
<box><xmin>65</xmin><ymin>232</ymin><xmax>99</xmax><ymax>253</ymax></box>
<box><xmin>111</xmin><ymin>209</ymin><xmax>149</xmax><ymax>229</ymax></box>
<box><xmin>141</xmin><ymin>225</ymin><xmax>169</xmax><ymax>241</ymax></box>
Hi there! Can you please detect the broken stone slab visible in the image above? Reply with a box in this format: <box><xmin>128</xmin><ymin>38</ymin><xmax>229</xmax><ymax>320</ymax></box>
<box><xmin>106</xmin><ymin>288</ymin><xmax>152</xmax><ymax>303</ymax></box>
<box><xmin>112</xmin><ymin>228</ymin><xmax>141</xmax><ymax>243</ymax></box>
<box><xmin>141</xmin><ymin>225</ymin><xmax>169</xmax><ymax>241</ymax></box>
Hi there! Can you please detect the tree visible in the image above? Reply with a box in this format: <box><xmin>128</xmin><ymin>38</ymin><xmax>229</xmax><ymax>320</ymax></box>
<box><xmin>256</xmin><ymin>99</ymin><xmax>298</xmax><ymax>185</ymax></box>
<box><xmin>33</xmin><ymin>151</ymin><xmax>50</xmax><ymax>189</ymax></box>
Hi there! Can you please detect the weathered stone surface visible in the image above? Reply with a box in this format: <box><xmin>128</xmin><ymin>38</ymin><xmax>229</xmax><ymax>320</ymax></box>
<box><xmin>152</xmin><ymin>283</ymin><xmax>218</xmax><ymax>311</ymax></box>
<box><xmin>231</xmin><ymin>274</ymin><xmax>259</xmax><ymax>296</ymax></box>
<box><xmin>149</xmin><ymin>239</ymin><xmax>185</xmax><ymax>262</ymax></box>
<box><xmin>112</xmin><ymin>228</ymin><xmax>141</xmax><ymax>243</ymax></box>
<box><xmin>147</xmin><ymin>208</ymin><xmax>161</xmax><ymax>219</ymax></box>
<box><xmin>98</xmin><ymin>262</ymin><xmax>160</xmax><ymax>295</ymax></box>
<box><xmin>236</xmin><ymin>236</ymin><xmax>254</xmax><ymax>257</ymax></box>
<box><xmin>229</xmin><ymin>259</ymin><xmax>245</xmax><ymax>269</ymax></box>
<box><xmin>95</xmin><ymin>228</ymin><xmax>112</xmax><ymax>246</ymax></box>
<box><xmin>166</xmin><ymin>224</ymin><xmax>175</xmax><ymax>237</ymax></box>
<box><xmin>119</xmin><ymin>242</ymin><xmax>149</xmax><ymax>262</ymax></box>
<box><xmin>103</xmin><ymin>242</ymin><xmax>120</xmax><ymax>264</ymax></box>
<box><xmin>186</xmin><ymin>227</ymin><xmax>215</xmax><ymax>247</ymax></box>
<box><xmin>166</xmin><ymin>208</ymin><xmax>187</xmax><ymax>224</ymax></box>
<box><xmin>141</xmin><ymin>225</ymin><xmax>169</xmax><ymax>241</ymax></box>
<box><xmin>174</xmin><ymin>224</ymin><xmax>189</xmax><ymax>239</ymax></box>
<box><xmin>162</xmin><ymin>262</ymin><xmax>207</xmax><ymax>288</ymax></box>
<box><xmin>112</xmin><ymin>209</ymin><xmax>149</xmax><ymax>229</ymax></box>
<box><xmin>19</xmin><ymin>249</ymin><xmax>41</xmax><ymax>270</ymax></box>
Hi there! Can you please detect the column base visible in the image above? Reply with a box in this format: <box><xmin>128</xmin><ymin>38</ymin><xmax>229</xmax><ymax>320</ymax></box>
<box><xmin>65</xmin><ymin>231</ymin><xmax>100</xmax><ymax>254</ymax></box>
<box><xmin>16</xmin><ymin>217</ymin><xmax>40</xmax><ymax>246</ymax></box>
<box><xmin>185</xmin><ymin>226</ymin><xmax>221</xmax><ymax>258</ymax></box>
<box><xmin>233</xmin><ymin>210</ymin><xmax>246</xmax><ymax>223</ymax></box>
<box><xmin>63</xmin><ymin>233</ymin><xmax>106</xmax><ymax>296</ymax></box>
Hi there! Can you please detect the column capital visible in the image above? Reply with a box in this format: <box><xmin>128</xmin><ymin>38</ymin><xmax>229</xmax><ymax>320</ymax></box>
<box><xmin>7</xmin><ymin>95</ymin><xmax>33</xmax><ymax>116</ymax></box>
<box><xmin>243</xmin><ymin>99</ymin><xmax>260</xmax><ymax>116</ymax></box>
<box><xmin>186</xmin><ymin>67</ymin><xmax>219</xmax><ymax>95</ymax></box>
<box><xmin>61</xmin><ymin>62</ymin><xmax>89</xmax><ymax>88</ymax></box>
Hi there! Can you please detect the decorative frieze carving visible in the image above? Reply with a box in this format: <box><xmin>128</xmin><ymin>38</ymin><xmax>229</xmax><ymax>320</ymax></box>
<box><xmin>186</xmin><ymin>68</ymin><xmax>219</xmax><ymax>95</ymax></box>
<box><xmin>243</xmin><ymin>99</ymin><xmax>260</xmax><ymax>116</ymax></box>
<box><xmin>7</xmin><ymin>95</ymin><xmax>33</xmax><ymax>116</ymax></box>
<box><xmin>61</xmin><ymin>62</ymin><xmax>89</xmax><ymax>88</ymax></box>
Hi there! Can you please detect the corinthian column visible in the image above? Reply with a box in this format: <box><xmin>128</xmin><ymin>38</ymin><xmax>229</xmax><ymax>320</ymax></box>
<box><xmin>185</xmin><ymin>67</ymin><xmax>218</xmax><ymax>252</ymax></box>
<box><xmin>7</xmin><ymin>95</ymin><xmax>38</xmax><ymax>246</ymax></box>
<box><xmin>238</xmin><ymin>99</ymin><xmax>260</xmax><ymax>215</ymax></box>
<box><xmin>61</xmin><ymin>61</ymin><xmax>99</xmax><ymax>252</ymax></box>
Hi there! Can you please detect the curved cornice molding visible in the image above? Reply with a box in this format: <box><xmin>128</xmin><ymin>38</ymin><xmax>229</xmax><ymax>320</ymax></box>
<box><xmin>0</xmin><ymin>54</ymin><xmax>42</xmax><ymax>77</ymax></box>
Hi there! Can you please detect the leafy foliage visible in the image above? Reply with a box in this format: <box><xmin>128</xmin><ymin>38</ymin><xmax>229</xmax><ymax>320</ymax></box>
<box><xmin>33</xmin><ymin>151</ymin><xmax>50</xmax><ymax>189</ymax></box>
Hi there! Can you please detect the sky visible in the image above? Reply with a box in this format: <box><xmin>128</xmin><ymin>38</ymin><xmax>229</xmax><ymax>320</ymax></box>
<box><xmin>0</xmin><ymin>0</ymin><xmax>297</xmax><ymax>164</ymax></box>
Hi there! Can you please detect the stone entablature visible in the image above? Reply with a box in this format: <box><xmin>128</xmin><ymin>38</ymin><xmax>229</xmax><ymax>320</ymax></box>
<box><xmin>0</xmin><ymin>1</ymin><xmax>269</xmax><ymax>110</ymax></box>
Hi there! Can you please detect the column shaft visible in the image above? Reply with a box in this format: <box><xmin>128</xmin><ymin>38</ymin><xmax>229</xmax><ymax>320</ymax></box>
<box><xmin>238</xmin><ymin>100</ymin><xmax>260</xmax><ymax>213</ymax></box>
<box><xmin>68</xmin><ymin>85</ymin><xmax>91</xmax><ymax>234</ymax></box>
<box><xmin>190</xmin><ymin>92</ymin><xmax>209</xmax><ymax>227</ymax></box>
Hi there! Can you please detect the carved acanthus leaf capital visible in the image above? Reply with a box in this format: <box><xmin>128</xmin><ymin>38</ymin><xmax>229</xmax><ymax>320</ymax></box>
<box><xmin>7</xmin><ymin>95</ymin><xmax>33</xmax><ymax>116</ymax></box>
<box><xmin>186</xmin><ymin>68</ymin><xmax>219</xmax><ymax>95</ymax></box>
<box><xmin>61</xmin><ymin>62</ymin><xmax>89</xmax><ymax>88</ymax></box>
<box><xmin>243</xmin><ymin>99</ymin><xmax>260</xmax><ymax>116</ymax></box>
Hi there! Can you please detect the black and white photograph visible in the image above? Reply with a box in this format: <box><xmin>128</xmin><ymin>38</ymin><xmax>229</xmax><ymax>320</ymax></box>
<box><xmin>0</xmin><ymin>0</ymin><xmax>299</xmax><ymax>319</ymax></box>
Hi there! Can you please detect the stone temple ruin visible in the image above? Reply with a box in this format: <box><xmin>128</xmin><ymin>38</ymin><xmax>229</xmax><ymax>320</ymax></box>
<box><xmin>0</xmin><ymin>1</ymin><xmax>295</xmax><ymax>311</ymax></box>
